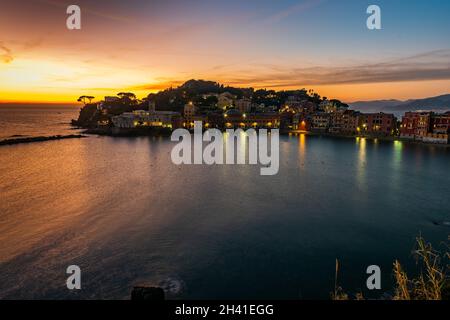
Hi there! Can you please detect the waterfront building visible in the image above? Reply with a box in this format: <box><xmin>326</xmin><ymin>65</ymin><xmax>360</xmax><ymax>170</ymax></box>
<box><xmin>111</xmin><ymin>112</ymin><xmax>136</xmax><ymax>128</ymax></box>
<box><xmin>358</xmin><ymin>112</ymin><xmax>396</xmax><ymax>136</ymax></box>
<box><xmin>421</xmin><ymin>112</ymin><xmax>449</xmax><ymax>143</ymax></box>
<box><xmin>400</xmin><ymin>111</ymin><xmax>432</xmax><ymax>139</ymax></box>
<box><xmin>329</xmin><ymin>110</ymin><xmax>359</xmax><ymax>135</ymax></box>
<box><xmin>223</xmin><ymin>109</ymin><xmax>280</xmax><ymax>129</ymax></box>
<box><xmin>311</xmin><ymin>112</ymin><xmax>331</xmax><ymax>132</ymax></box>
<box><xmin>400</xmin><ymin>111</ymin><xmax>422</xmax><ymax>139</ymax></box>
<box><xmin>432</xmin><ymin>112</ymin><xmax>450</xmax><ymax>134</ymax></box>
<box><xmin>417</xmin><ymin>112</ymin><xmax>432</xmax><ymax>137</ymax></box>
<box><xmin>111</xmin><ymin>108</ymin><xmax>182</xmax><ymax>129</ymax></box>
<box><xmin>181</xmin><ymin>111</ymin><xmax>227</xmax><ymax>129</ymax></box>
<box><xmin>400</xmin><ymin>111</ymin><xmax>449</xmax><ymax>144</ymax></box>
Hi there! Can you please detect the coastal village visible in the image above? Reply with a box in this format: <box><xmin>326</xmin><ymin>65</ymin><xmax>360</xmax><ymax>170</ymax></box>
<box><xmin>73</xmin><ymin>80</ymin><xmax>450</xmax><ymax>145</ymax></box>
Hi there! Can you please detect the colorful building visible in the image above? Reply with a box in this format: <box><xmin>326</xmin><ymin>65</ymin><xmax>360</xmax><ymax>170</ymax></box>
<box><xmin>400</xmin><ymin>111</ymin><xmax>422</xmax><ymax>139</ymax></box>
<box><xmin>431</xmin><ymin>112</ymin><xmax>450</xmax><ymax>134</ymax></box>
<box><xmin>358</xmin><ymin>112</ymin><xmax>396</xmax><ymax>136</ymax></box>
<box><xmin>400</xmin><ymin>111</ymin><xmax>449</xmax><ymax>144</ymax></box>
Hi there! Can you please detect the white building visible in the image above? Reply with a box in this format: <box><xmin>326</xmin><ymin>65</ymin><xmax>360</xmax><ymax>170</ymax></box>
<box><xmin>111</xmin><ymin>112</ymin><xmax>136</xmax><ymax>128</ymax></box>
<box><xmin>112</xmin><ymin>107</ymin><xmax>180</xmax><ymax>129</ymax></box>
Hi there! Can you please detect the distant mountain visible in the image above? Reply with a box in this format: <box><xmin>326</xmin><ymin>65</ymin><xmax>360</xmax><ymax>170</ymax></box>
<box><xmin>385</xmin><ymin>94</ymin><xmax>450</xmax><ymax>112</ymax></box>
<box><xmin>349</xmin><ymin>99</ymin><xmax>406</xmax><ymax>112</ymax></box>
<box><xmin>349</xmin><ymin>94</ymin><xmax>450</xmax><ymax>114</ymax></box>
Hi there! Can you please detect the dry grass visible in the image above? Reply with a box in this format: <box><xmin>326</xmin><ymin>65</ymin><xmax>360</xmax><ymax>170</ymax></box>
<box><xmin>392</xmin><ymin>260</ymin><xmax>410</xmax><ymax>300</ymax></box>
<box><xmin>332</xmin><ymin>235</ymin><xmax>449</xmax><ymax>300</ymax></box>
<box><xmin>331</xmin><ymin>259</ymin><xmax>349</xmax><ymax>300</ymax></box>
<box><xmin>393</xmin><ymin>235</ymin><xmax>447</xmax><ymax>300</ymax></box>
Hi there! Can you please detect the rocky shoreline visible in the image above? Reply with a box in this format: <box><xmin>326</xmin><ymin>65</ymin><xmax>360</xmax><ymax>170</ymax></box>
<box><xmin>0</xmin><ymin>134</ymin><xmax>87</xmax><ymax>146</ymax></box>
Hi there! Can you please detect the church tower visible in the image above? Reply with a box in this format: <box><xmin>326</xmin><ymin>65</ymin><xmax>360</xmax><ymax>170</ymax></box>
<box><xmin>148</xmin><ymin>101</ymin><xmax>156</xmax><ymax>113</ymax></box>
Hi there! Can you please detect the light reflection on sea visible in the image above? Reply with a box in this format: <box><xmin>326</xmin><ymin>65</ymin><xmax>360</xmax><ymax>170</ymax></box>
<box><xmin>0</xmin><ymin>129</ymin><xmax>449</xmax><ymax>299</ymax></box>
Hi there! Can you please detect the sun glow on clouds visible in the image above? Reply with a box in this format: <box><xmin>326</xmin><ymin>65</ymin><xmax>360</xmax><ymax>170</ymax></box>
<box><xmin>2</xmin><ymin>55</ymin><xmax>450</xmax><ymax>103</ymax></box>
<box><xmin>1</xmin><ymin>1</ymin><xmax>450</xmax><ymax>103</ymax></box>
<box><xmin>0</xmin><ymin>58</ymin><xmax>160</xmax><ymax>103</ymax></box>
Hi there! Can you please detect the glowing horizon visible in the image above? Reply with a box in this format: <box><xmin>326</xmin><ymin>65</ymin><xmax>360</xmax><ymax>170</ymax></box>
<box><xmin>1</xmin><ymin>0</ymin><xmax>450</xmax><ymax>104</ymax></box>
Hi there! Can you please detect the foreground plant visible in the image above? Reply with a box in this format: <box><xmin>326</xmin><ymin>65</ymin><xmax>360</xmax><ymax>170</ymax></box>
<box><xmin>333</xmin><ymin>235</ymin><xmax>449</xmax><ymax>300</ymax></box>
<box><xmin>332</xmin><ymin>259</ymin><xmax>349</xmax><ymax>300</ymax></box>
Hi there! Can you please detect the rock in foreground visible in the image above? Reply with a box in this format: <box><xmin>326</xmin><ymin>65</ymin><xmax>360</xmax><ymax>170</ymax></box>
<box><xmin>131</xmin><ymin>286</ymin><xmax>165</xmax><ymax>301</ymax></box>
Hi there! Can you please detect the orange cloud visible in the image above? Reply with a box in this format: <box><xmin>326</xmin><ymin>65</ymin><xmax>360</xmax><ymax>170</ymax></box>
<box><xmin>0</xmin><ymin>43</ymin><xmax>14</xmax><ymax>63</ymax></box>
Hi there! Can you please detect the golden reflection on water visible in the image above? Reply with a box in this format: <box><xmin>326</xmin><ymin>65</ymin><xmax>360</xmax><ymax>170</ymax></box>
<box><xmin>0</xmin><ymin>139</ymin><xmax>93</xmax><ymax>262</ymax></box>
<box><xmin>0</xmin><ymin>137</ymin><xmax>168</xmax><ymax>263</ymax></box>
<box><xmin>298</xmin><ymin>134</ymin><xmax>306</xmax><ymax>170</ymax></box>
<box><xmin>393</xmin><ymin>140</ymin><xmax>403</xmax><ymax>168</ymax></box>
<box><xmin>390</xmin><ymin>140</ymin><xmax>404</xmax><ymax>188</ymax></box>
<box><xmin>355</xmin><ymin>137</ymin><xmax>367</xmax><ymax>191</ymax></box>
<box><xmin>1</xmin><ymin>132</ymin><xmax>450</xmax><ymax>299</ymax></box>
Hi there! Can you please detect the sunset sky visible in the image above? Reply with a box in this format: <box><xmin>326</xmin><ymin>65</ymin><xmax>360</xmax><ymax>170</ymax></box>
<box><xmin>1</xmin><ymin>0</ymin><xmax>450</xmax><ymax>103</ymax></box>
